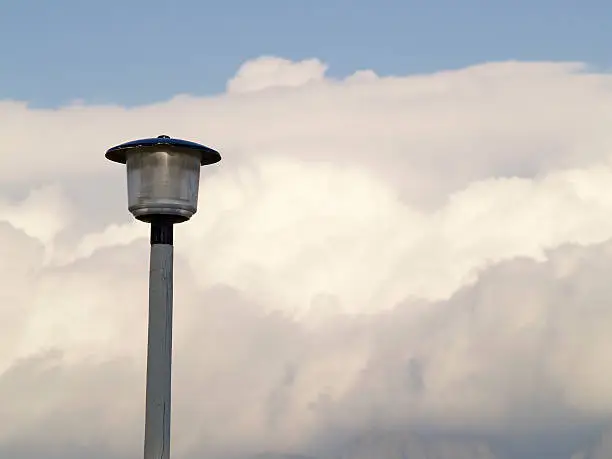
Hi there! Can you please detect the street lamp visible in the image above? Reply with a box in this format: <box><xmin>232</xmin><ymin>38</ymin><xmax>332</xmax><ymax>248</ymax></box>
<box><xmin>105</xmin><ymin>135</ymin><xmax>221</xmax><ymax>459</ymax></box>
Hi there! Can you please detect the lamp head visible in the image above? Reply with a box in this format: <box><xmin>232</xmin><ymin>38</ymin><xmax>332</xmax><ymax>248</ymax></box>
<box><xmin>106</xmin><ymin>135</ymin><xmax>221</xmax><ymax>223</ymax></box>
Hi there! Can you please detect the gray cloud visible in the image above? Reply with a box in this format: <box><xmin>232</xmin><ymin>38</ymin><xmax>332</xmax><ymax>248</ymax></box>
<box><xmin>4</xmin><ymin>241</ymin><xmax>612</xmax><ymax>458</ymax></box>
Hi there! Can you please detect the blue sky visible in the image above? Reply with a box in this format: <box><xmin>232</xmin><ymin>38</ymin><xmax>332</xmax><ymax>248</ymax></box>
<box><xmin>1</xmin><ymin>0</ymin><xmax>609</xmax><ymax>108</ymax></box>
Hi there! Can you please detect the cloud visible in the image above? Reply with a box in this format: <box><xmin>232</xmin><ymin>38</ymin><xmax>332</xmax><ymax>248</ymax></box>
<box><xmin>2</xmin><ymin>57</ymin><xmax>612</xmax><ymax>458</ymax></box>
<box><xmin>227</xmin><ymin>57</ymin><xmax>329</xmax><ymax>94</ymax></box>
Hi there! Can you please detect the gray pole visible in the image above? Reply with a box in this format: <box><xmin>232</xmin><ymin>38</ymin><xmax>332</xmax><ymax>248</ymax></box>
<box><xmin>105</xmin><ymin>134</ymin><xmax>221</xmax><ymax>459</ymax></box>
<box><xmin>105</xmin><ymin>135</ymin><xmax>221</xmax><ymax>459</ymax></box>
<box><xmin>144</xmin><ymin>220</ymin><xmax>174</xmax><ymax>459</ymax></box>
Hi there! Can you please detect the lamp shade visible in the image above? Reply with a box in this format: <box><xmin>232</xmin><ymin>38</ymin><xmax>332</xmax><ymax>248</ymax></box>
<box><xmin>105</xmin><ymin>135</ymin><xmax>221</xmax><ymax>223</ymax></box>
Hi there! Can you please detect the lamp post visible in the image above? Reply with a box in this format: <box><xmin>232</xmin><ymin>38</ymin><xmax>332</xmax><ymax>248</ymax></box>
<box><xmin>105</xmin><ymin>135</ymin><xmax>221</xmax><ymax>459</ymax></box>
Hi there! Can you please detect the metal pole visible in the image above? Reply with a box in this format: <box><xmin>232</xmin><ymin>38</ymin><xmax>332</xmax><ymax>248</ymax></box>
<box><xmin>144</xmin><ymin>219</ymin><xmax>174</xmax><ymax>459</ymax></box>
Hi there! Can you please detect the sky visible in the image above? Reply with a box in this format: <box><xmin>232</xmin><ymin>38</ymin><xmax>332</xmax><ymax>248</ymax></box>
<box><xmin>1</xmin><ymin>0</ymin><xmax>610</xmax><ymax>107</ymax></box>
<box><xmin>3</xmin><ymin>2</ymin><xmax>612</xmax><ymax>459</ymax></box>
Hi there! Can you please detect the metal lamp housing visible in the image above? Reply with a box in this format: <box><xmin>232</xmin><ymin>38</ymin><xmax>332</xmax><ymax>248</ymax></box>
<box><xmin>106</xmin><ymin>135</ymin><xmax>221</xmax><ymax>223</ymax></box>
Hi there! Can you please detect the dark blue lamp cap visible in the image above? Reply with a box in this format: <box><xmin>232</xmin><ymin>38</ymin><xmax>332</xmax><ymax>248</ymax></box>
<box><xmin>105</xmin><ymin>135</ymin><xmax>221</xmax><ymax>165</ymax></box>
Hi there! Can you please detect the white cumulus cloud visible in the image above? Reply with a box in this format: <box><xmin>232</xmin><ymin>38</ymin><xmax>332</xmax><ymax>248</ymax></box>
<box><xmin>2</xmin><ymin>56</ymin><xmax>612</xmax><ymax>458</ymax></box>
